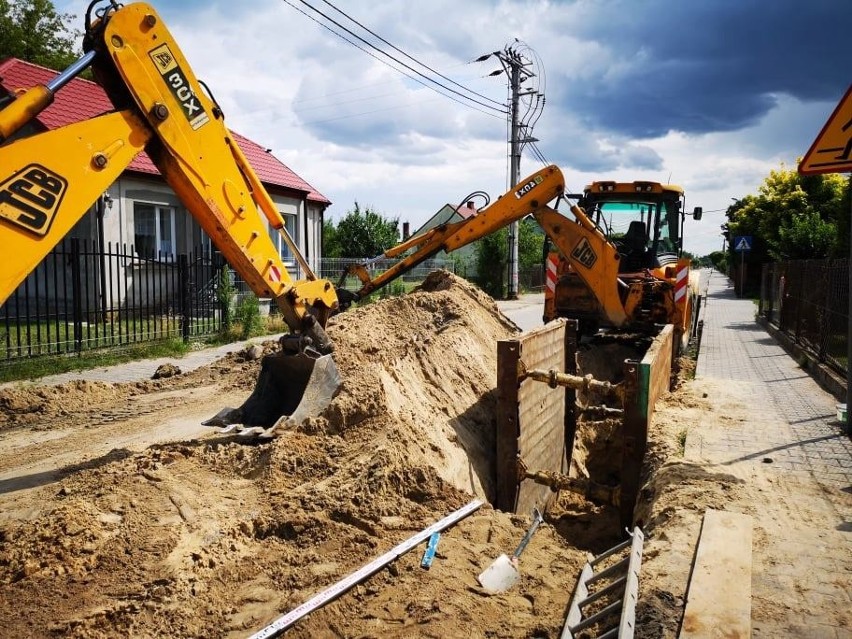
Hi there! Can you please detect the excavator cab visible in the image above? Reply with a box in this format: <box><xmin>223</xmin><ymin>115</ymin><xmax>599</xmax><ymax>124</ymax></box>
<box><xmin>544</xmin><ymin>180</ymin><xmax>696</xmax><ymax>336</ymax></box>
<box><xmin>578</xmin><ymin>182</ymin><xmax>686</xmax><ymax>273</ymax></box>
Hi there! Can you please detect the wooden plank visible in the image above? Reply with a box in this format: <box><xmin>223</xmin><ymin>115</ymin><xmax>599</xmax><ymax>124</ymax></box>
<box><xmin>495</xmin><ymin>321</ymin><xmax>568</xmax><ymax>514</ymax></box>
<box><xmin>643</xmin><ymin>324</ymin><xmax>674</xmax><ymax>424</ymax></box>
<box><xmin>621</xmin><ymin>325</ymin><xmax>674</xmax><ymax>527</ymax></box>
<box><xmin>516</xmin><ymin>320</ymin><xmax>567</xmax><ymax>515</ymax></box>
<box><xmin>680</xmin><ymin>509</ymin><xmax>753</xmax><ymax>639</ymax></box>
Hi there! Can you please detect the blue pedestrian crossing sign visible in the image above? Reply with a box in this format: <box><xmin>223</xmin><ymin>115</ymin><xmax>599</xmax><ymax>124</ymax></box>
<box><xmin>733</xmin><ymin>235</ymin><xmax>753</xmax><ymax>252</ymax></box>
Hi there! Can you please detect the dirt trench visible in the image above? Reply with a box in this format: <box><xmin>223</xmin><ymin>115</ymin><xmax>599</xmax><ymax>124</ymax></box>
<box><xmin>0</xmin><ymin>271</ymin><xmax>704</xmax><ymax>638</ymax></box>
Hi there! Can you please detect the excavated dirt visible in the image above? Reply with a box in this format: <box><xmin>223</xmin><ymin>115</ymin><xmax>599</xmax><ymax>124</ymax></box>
<box><xmin>0</xmin><ymin>272</ymin><xmax>591</xmax><ymax>638</ymax></box>
<box><xmin>2</xmin><ymin>271</ymin><xmax>845</xmax><ymax>637</ymax></box>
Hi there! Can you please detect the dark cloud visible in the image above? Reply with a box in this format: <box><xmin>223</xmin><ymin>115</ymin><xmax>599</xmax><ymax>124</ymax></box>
<box><xmin>554</xmin><ymin>140</ymin><xmax>664</xmax><ymax>173</ymax></box>
<box><xmin>557</xmin><ymin>0</ymin><xmax>850</xmax><ymax>138</ymax></box>
<box><xmin>533</xmin><ymin>116</ymin><xmax>665</xmax><ymax>173</ymax></box>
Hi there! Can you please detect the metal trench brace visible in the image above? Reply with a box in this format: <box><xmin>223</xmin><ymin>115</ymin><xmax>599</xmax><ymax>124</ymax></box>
<box><xmin>516</xmin><ymin>362</ymin><xmax>624</xmax><ymax>507</ymax></box>
<box><xmin>518</xmin><ymin>362</ymin><xmax>625</xmax><ymax>404</ymax></box>
<box><xmin>516</xmin><ymin>458</ymin><xmax>620</xmax><ymax>506</ymax></box>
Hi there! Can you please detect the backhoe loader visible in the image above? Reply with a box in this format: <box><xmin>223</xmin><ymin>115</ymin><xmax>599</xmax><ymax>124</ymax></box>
<box><xmin>0</xmin><ymin>1</ymin><xmax>342</xmax><ymax>435</ymax></box>
<box><xmin>541</xmin><ymin>180</ymin><xmax>703</xmax><ymax>351</ymax></box>
<box><xmin>339</xmin><ymin>170</ymin><xmax>702</xmax><ymax>350</ymax></box>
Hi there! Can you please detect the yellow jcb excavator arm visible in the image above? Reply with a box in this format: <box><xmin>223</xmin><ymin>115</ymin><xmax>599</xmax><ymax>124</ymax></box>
<box><xmin>533</xmin><ymin>205</ymin><xmax>635</xmax><ymax>327</ymax></box>
<box><xmin>342</xmin><ymin>165</ymin><xmax>565</xmax><ymax>301</ymax></box>
<box><xmin>0</xmin><ymin>2</ymin><xmax>337</xmax><ymax>351</ymax></box>
<box><xmin>340</xmin><ymin>164</ymin><xmax>635</xmax><ymax>328</ymax></box>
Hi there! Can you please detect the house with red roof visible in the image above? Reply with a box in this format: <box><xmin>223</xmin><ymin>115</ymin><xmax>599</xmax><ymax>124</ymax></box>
<box><xmin>0</xmin><ymin>57</ymin><xmax>330</xmax><ymax>286</ymax></box>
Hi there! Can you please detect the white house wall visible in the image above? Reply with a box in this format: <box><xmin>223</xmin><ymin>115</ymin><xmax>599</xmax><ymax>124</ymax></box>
<box><xmin>306</xmin><ymin>202</ymin><xmax>323</xmax><ymax>274</ymax></box>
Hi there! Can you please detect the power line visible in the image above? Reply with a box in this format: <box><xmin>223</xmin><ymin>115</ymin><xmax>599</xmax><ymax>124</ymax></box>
<box><xmin>317</xmin><ymin>0</ymin><xmax>504</xmax><ymax>110</ymax></box>
<box><xmin>528</xmin><ymin>141</ymin><xmax>550</xmax><ymax>166</ymax></box>
<box><xmin>295</xmin><ymin>88</ymin><xmax>403</xmax><ymax>109</ymax></box>
<box><xmin>280</xmin><ymin>0</ymin><xmax>506</xmax><ymax>118</ymax></box>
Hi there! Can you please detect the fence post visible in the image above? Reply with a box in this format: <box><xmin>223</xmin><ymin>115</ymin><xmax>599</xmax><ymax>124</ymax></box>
<box><xmin>818</xmin><ymin>263</ymin><xmax>829</xmax><ymax>361</ymax></box>
<box><xmin>179</xmin><ymin>254</ymin><xmax>190</xmax><ymax>343</ymax></box>
<box><xmin>71</xmin><ymin>238</ymin><xmax>83</xmax><ymax>354</ymax></box>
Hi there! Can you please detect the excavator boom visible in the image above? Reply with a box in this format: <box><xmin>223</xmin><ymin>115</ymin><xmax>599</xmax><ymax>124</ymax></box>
<box><xmin>342</xmin><ymin>165</ymin><xmax>565</xmax><ymax>301</ymax></box>
<box><xmin>85</xmin><ymin>2</ymin><xmax>337</xmax><ymax>345</ymax></box>
<box><xmin>0</xmin><ymin>1</ymin><xmax>342</xmax><ymax>434</ymax></box>
<box><xmin>339</xmin><ymin>165</ymin><xmax>634</xmax><ymax>330</ymax></box>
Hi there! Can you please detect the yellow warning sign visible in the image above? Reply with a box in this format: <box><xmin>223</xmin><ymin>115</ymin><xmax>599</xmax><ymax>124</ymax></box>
<box><xmin>799</xmin><ymin>85</ymin><xmax>852</xmax><ymax>175</ymax></box>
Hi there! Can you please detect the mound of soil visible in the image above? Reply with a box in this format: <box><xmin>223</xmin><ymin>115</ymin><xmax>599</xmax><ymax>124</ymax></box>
<box><xmin>0</xmin><ymin>272</ymin><xmax>588</xmax><ymax>638</ymax></box>
<box><xmin>4</xmin><ymin>271</ymin><xmax>763</xmax><ymax>639</ymax></box>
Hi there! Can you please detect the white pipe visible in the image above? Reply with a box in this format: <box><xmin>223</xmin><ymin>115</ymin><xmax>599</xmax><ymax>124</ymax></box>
<box><xmin>248</xmin><ymin>499</ymin><xmax>484</xmax><ymax>639</ymax></box>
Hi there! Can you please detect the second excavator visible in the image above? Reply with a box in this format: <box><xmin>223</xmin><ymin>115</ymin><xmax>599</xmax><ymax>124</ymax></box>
<box><xmin>338</xmin><ymin>168</ymin><xmax>701</xmax><ymax>352</ymax></box>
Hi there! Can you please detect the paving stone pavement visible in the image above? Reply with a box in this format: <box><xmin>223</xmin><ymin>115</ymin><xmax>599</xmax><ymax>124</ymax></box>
<box><xmin>696</xmin><ymin>269</ymin><xmax>852</xmax><ymax>490</ymax></box>
<box><xmin>696</xmin><ymin>269</ymin><xmax>852</xmax><ymax>638</ymax></box>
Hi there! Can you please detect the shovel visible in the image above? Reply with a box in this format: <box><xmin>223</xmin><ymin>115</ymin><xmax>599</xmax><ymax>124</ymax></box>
<box><xmin>477</xmin><ymin>508</ymin><xmax>544</xmax><ymax>594</ymax></box>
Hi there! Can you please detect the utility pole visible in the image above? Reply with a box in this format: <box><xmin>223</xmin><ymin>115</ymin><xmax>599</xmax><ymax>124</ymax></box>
<box><xmin>481</xmin><ymin>46</ymin><xmax>537</xmax><ymax>299</ymax></box>
<box><xmin>506</xmin><ymin>55</ymin><xmax>522</xmax><ymax>299</ymax></box>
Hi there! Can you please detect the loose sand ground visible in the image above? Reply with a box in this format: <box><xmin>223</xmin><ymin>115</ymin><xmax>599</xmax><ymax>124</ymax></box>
<box><xmin>0</xmin><ymin>272</ymin><xmax>847</xmax><ymax>638</ymax></box>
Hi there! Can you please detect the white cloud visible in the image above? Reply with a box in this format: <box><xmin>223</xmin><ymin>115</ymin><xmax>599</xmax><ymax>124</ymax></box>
<box><xmin>55</xmin><ymin>0</ymin><xmax>850</xmax><ymax>258</ymax></box>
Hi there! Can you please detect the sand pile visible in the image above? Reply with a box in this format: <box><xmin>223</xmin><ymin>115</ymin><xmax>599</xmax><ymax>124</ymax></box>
<box><xmin>0</xmin><ymin>271</ymin><xmax>590</xmax><ymax>638</ymax></box>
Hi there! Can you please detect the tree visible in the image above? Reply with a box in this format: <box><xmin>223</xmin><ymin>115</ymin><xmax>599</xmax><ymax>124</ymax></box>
<box><xmin>474</xmin><ymin>227</ymin><xmax>508</xmax><ymax>298</ymax></box>
<box><xmin>725</xmin><ymin>165</ymin><xmax>846</xmax><ymax>262</ymax></box>
<box><xmin>0</xmin><ymin>0</ymin><xmax>81</xmax><ymax>70</ymax></box>
<box><xmin>322</xmin><ymin>219</ymin><xmax>342</xmax><ymax>259</ymax></box>
<box><xmin>705</xmin><ymin>250</ymin><xmax>728</xmax><ymax>272</ymax></box>
<box><xmin>323</xmin><ymin>202</ymin><xmax>399</xmax><ymax>259</ymax></box>
<box><xmin>473</xmin><ymin>218</ymin><xmax>544</xmax><ymax>298</ymax></box>
<box><xmin>518</xmin><ymin>218</ymin><xmax>544</xmax><ymax>269</ymax></box>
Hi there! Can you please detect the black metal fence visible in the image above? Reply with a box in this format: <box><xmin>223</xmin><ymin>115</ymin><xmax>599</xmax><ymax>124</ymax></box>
<box><xmin>759</xmin><ymin>259</ymin><xmax>848</xmax><ymax>375</ymax></box>
<box><xmin>1</xmin><ymin>239</ymin><xmax>224</xmax><ymax>361</ymax></box>
<box><xmin>2</xmin><ymin>244</ymin><xmax>543</xmax><ymax>363</ymax></box>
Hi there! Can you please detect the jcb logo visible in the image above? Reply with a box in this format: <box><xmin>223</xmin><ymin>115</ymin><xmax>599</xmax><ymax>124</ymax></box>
<box><xmin>149</xmin><ymin>44</ymin><xmax>210</xmax><ymax>130</ymax></box>
<box><xmin>515</xmin><ymin>175</ymin><xmax>543</xmax><ymax>199</ymax></box>
<box><xmin>571</xmin><ymin>237</ymin><xmax>598</xmax><ymax>269</ymax></box>
<box><xmin>149</xmin><ymin>44</ymin><xmax>177</xmax><ymax>73</ymax></box>
<box><xmin>153</xmin><ymin>51</ymin><xmax>174</xmax><ymax>71</ymax></box>
<box><xmin>0</xmin><ymin>164</ymin><xmax>67</xmax><ymax>236</ymax></box>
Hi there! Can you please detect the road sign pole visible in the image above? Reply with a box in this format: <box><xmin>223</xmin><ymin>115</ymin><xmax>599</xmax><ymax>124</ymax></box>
<box><xmin>740</xmin><ymin>250</ymin><xmax>745</xmax><ymax>298</ymax></box>
<box><xmin>847</xmin><ymin>195</ymin><xmax>851</xmax><ymax>424</ymax></box>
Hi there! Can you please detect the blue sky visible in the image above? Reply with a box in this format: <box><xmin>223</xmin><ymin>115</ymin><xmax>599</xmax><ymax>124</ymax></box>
<box><xmin>59</xmin><ymin>0</ymin><xmax>851</xmax><ymax>255</ymax></box>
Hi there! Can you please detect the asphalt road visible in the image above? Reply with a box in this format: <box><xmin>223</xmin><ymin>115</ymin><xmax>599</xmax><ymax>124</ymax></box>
<box><xmin>495</xmin><ymin>293</ymin><xmax>545</xmax><ymax>332</ymax></box>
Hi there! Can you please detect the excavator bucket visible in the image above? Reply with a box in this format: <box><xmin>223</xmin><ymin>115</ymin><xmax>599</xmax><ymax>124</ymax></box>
<box><xmin>202</xmin><ymin>350</ymin><xmax>341</xmax><ymax>437</ymax></box>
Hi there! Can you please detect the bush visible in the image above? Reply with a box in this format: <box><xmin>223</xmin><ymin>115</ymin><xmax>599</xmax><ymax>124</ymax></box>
<box><xmin>379</xmin><ymin>280</ymin><xmax>406</xmax><ymax>299</ymax></box>
<box><xmin>234</xmin><ymin>295</ymin><xmax>263</xmax><ymax>339</ymax></box>
<box><xmin>216</xmin><ymin>266</ymin><xmax>236</xmax><ymax>330</ymax></box>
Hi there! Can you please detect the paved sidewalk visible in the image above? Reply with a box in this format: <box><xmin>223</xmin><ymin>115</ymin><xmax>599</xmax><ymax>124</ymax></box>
<box><xmin>695</xmin><ymin>269</ymin><xmax>851</xmax><ymax>638</ymax></box>
<box><xmin>696</xmin><ymin>270</ymin><xmax>852</xmax><ymax>489</ymax></box>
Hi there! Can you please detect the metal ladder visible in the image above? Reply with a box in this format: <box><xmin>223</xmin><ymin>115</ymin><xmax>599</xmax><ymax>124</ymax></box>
<box><xmin>561</xmin><ymin>527</ymin><xmax>644</xmax><ymax>639</ymax></box>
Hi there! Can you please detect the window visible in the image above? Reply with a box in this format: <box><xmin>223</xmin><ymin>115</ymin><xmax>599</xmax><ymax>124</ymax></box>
<box><xmin>134</xmin><ymin>203</ymin><xmax>176</xmax><ymax>260</ymax></box>
<box><xmin>269</xmin><ymin>213</ymin><xmax>298</xmax><ymax>263</ymax></box>
<box><xmin>656</xmin><ymin>202</ymin><xmax>675</xmax><ymax>253</ymax></box>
